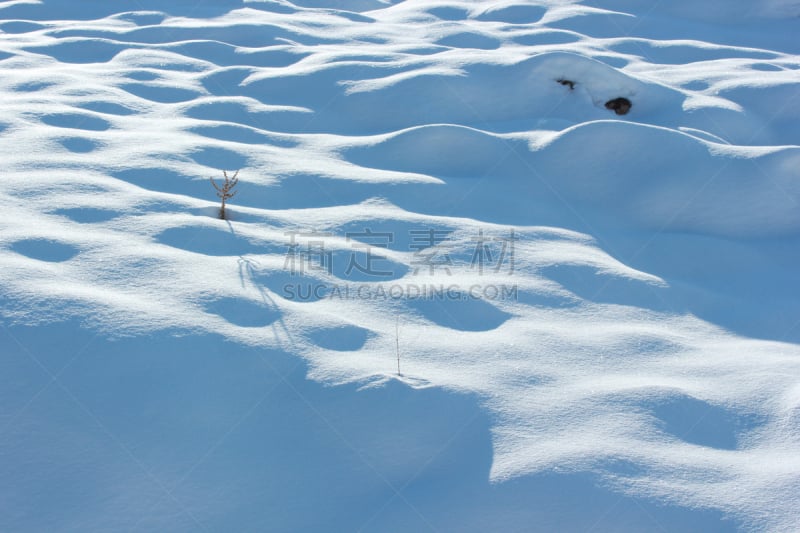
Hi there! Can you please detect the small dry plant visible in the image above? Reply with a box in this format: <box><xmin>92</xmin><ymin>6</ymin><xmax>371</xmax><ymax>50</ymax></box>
<box><xmin>210</xmin><ymin>170</ymin><xmax>239</xmax><ymax>220</ymax></box>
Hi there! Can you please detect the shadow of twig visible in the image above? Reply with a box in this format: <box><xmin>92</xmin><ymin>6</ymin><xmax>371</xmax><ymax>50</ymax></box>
<box><xmin>238</xmin><ymin>256</ymin><xmax>295</xmax><ymax>347</ymax></box>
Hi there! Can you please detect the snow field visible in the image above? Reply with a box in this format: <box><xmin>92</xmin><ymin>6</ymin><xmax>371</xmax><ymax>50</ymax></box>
<box><xmin>1</xmin><ymin>0</ymin><xmax>799</xmax><ymax>530</ymax></box>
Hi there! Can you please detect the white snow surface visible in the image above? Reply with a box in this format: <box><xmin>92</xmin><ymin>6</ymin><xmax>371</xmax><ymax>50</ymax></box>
<box><xmin>1</xmin><ymin>0</ymin><xmax>799</xmax><ymax>531</ymax></box>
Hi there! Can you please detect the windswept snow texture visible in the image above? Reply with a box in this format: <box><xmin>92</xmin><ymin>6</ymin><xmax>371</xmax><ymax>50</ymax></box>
<box><xmin>1</xmin><ymin>0</ymin><xmax>800</xmax><ymax>531</ymax></box>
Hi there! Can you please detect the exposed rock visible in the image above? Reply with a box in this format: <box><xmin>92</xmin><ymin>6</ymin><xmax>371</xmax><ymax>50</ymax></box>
<box><xmin>557</xmin><ymin>78</ymin><xmax>576</xmax><ymax>90</ymax></box>
<box><xmin>605</xmin><ymin>97</ymin><xmax>632</xmax><ymax>115</ymax></box>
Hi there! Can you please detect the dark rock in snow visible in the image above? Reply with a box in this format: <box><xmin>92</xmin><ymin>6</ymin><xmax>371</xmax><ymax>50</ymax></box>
<box><xmin>605</xmin><ymin>97</ymin><xmax>632</xmax><ymax>115</ymax></box>
<box><xmin>557</xmin><ymin>78</ymin><xmax>576</xmax><ymax>90</ymax></box>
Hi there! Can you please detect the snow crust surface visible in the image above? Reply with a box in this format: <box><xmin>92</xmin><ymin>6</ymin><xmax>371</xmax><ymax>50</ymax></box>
<box><xmin>1</xmin><ymin>0</ymin><xmax>799</xmax><ymax>531</ymax></box>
